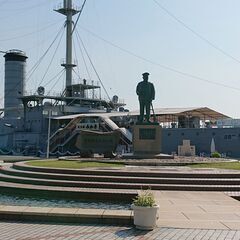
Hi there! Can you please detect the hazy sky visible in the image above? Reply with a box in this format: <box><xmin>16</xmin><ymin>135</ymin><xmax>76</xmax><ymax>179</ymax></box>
<box><xmin>1</xmin><ymin>0</ymin><xmax>240</xmax><ymax>118</ymax></box>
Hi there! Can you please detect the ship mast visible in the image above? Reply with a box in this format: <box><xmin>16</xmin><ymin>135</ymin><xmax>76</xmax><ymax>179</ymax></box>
<box><xmin>55</xmin><ymin>0</ymin><xmax>79</xmax><ymax>97</ymax></box>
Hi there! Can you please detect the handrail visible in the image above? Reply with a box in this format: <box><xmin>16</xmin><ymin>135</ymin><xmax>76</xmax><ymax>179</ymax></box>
<box><xmin>49</xmin><ymin>116</ymin><xmax>81</xmax><ymax>151</ymax></box>
<box><xmin>49</xmin><ymin>115</ymin><xmax>133</xmax><ymax>152</ymax></box>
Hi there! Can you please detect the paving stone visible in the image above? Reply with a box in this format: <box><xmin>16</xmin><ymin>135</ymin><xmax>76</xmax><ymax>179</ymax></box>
<box><xmin>48</xmin><ymin>207</ymin><xmax>79</xmax><ymax>215</ymax></box>
<box><xmin>0</xmin><ymin>205</ymin><xmax>28</xmax><ymax>213</ymax></box>
<box><xmin>75</xmin><ymin>208</ymin><xmax>104</xmax><ymax>217</ymax></box>
<box><xmin>157</xmin><ymin>220</ymin><xmax>229</xmax><ymax>230</ymax></box>
<box><xmin>22</xmin><ymin>206</ymin><xmax>52</xmax><ymax>215</ymax></box>
<box><xmin>200</xmin><ymin>205</ymin><xmax>240</xmax><ymax>213</ymax></box>
<box><xmin>103</xmin><ymin>209</ymin><xmax>132</xmax><ymax>218</ymax></box>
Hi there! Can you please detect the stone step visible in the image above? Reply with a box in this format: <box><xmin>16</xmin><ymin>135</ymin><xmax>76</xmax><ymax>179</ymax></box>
<box><xmin>2</xmin><ymin>166</ymin><xmax>240</xmax><ymax>185</ymax></box>
<box><xmin>4</xmin><ymin>162</ymin><xmax>240</xmax><ymax>200</ymax></box>
<box><xmin>12</xmin><ymin>162</ymin><xmax>240</xmax><ymax>179</ymax></box>
<box><xmin>0</xmin><ymin>180</ymin><xmax>137</xmax><ymax>201</ymax></box>
<box><xmin>0</xmin><ymin>205</ymin><xmax>133</xmax><ymax>225</ymax></box>
<box><xmin>1</xmin><ymin>172</ymin><xmax>240</xmax><ymax>192</ymax></box>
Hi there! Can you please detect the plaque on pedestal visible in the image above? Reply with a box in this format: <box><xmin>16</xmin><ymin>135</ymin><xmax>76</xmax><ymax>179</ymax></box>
<box><xmin>133</xmin><ymin>124</ymin><xmax>162</xmax><ymax>155</ymax></box>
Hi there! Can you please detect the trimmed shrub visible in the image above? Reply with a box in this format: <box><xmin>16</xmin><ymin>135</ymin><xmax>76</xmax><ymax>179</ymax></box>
<box><xmin>211</xmin><ymin>152</ymin><xmax>221</xmax><ymax>158</ymax></box>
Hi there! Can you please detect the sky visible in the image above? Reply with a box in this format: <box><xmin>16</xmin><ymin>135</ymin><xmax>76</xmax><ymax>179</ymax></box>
<box><xmin>1</xmin><ymin>0</ymin><xmax>240</xmax><ymax>118</ymax></box>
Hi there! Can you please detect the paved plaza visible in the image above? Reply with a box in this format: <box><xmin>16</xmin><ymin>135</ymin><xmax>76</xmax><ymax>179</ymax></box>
<box><xmin>155</xmin><ymin>191</ymin><xmax>240</xmax><ymax>230</ymax></box>
<box><xmin>1</xmin><ymin>157</ymin><xmax>240</xmax><ymax>238</ymax></box>
<box><xmin>0</xmin><ymin>221</ymin><xmax>240</xmax><ymax>240</ymax></box>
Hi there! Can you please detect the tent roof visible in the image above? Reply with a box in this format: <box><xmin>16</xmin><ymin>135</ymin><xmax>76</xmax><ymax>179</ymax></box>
<box><xmin>52</xmin><ymin>107</ymin><xmax>230</xmax><ymax>122</ymax></box>
<box><xmin>152</xmin><ymin>107</ymin><xmax>229</xmax><ymax>122</ymax></box>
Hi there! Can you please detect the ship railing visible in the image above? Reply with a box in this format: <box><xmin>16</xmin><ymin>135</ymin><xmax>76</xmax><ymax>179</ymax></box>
<box><xmin>101</xmin><ymin>123</ymin><xmax>132</xmax><ymax>147</ymax></box>
<box><xmin>100</xmin><ymin>116</ymin><xmax>132</xmax><ymax>146</ymax></box>
<box><xmin>60</xmin><ymin>58</ymin><xmax>77</xmax><ymax>66</ymax></box>
<box><xmin>102</xmin><ymin>97</ymin><xmax>125</xmax><ymax>104</ymax></box>
<box><xmin>24</xmin><ymin>90</ymin><xmax>63</xmax><ymax>97</ymax></box>
<box><xmin>54</xmin><ymin>3</ymin><xmax>80</xmax><ymax>11</ymax></box>
<box><xmin>117</xmin><ymin>98</ymin><xmax>125</xmax><ymax>104</ymax></box>
<box><xmin>71</xmin><ymin>78</ymin><xmax>100</xmax><ymax>87</ymax></box>
<box><xmin>49</xmin><ymin>116</ymin><xmax>133</xmax><ymax>152</ymax></box>
<box><xmin>50</xmin><ymin>129</ymin><xmax>80</xmax><ymax>152</ymax></box>
<box><xmin>50</xmin><ymin>117</ymin><xmax>78</xmax><ymax>142</ymax></box>
<box><xmin>49</xmin><ymin>117</ymin><xmax>81</xmax><ymax>151</ymax></box>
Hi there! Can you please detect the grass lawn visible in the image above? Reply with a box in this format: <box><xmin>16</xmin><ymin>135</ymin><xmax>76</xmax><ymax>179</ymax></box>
<box><xmin>188</xmin><ymin>161</ymin><xmax>240</xmax><ymax>170</ymax></box>
<box><xmin>26</xmin><ymin>160</ymin><xmax>124</xmax><ymax>169</ymax></box>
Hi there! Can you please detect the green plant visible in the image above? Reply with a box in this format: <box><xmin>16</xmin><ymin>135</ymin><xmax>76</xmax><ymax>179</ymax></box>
<box><xmin>211</xmin><ymin>152</ymin><xmax>221</xmax><ymax>158</ymax></box>
<box><xmin>133</xmin><ymin>189</ymin><xmax>156</xmax><ymax>207</ymax></box>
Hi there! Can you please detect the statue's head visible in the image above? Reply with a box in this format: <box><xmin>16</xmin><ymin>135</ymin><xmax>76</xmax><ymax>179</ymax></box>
<box><xmin>142</xmin><ymin>72</ymin><xmax>149</xmax><ymax>81</ymax></box>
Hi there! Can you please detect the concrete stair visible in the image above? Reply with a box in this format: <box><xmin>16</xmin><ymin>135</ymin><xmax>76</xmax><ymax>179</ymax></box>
<box><xmin>1</xmin><ymin>165</ymin><xmax>240</xmax><ymax>186</ymax></box>
<box><xmin>0</xmin><ymin>162</ymin><xmax>240</xmax><ymax>200</ymax></box>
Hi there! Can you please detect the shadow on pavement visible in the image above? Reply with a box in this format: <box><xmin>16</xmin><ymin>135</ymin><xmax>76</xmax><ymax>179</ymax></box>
<box><xmin>115</xmin><ymin>227</ymin><xmax>151</xmax><ymax>238</ymax></box>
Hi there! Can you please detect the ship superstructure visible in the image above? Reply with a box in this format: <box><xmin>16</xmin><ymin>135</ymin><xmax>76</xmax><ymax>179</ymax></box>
<box><xmin>0</xmin><ymin>0</ymin><xmax>127</xmax><ymax>155</ymax></box>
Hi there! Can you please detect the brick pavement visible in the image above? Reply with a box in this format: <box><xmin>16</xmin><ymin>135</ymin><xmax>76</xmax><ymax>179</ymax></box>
<box><xmin>0</xmin><ymin>221</ymin><xmax>240</xmax><ymax>240</ymax></box>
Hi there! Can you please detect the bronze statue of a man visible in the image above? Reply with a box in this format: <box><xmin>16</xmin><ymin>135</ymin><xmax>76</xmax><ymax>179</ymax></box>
<box><xmin>136</xmin><ymin>72</ymin><xmax>155</xmax><ymax>123</ymax></box>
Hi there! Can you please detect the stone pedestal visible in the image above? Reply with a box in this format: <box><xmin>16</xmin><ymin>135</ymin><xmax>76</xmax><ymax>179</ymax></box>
<box><xmin>178</xmin><ymin>139</ymin><xmax>196</xmax><ymax>156</ymax></box>
<box><xmin>133</xmin><ymin>124</ymin><xmax>162</xmax><ymax>155</ymax></box>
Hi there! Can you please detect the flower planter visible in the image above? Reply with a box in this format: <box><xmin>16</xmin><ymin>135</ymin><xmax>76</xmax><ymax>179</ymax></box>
<box><xmin>131</xmin><ymin>204</ymin><xmax>159</xmax><ymax>230</ymax></box>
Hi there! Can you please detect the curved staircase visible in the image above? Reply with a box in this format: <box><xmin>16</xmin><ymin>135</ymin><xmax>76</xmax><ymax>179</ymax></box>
<box><xmin>0</xmin><ymin>162</ymin><xmax>240</xmax><ymax>201</ymax></box>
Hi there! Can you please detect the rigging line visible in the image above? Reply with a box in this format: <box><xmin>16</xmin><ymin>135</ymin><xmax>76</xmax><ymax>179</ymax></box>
<box><xmin>0</xmin><ymin>24</ymin><xmax>65</xmax><ymax>102</ymax></box>
<box><xmin>76</xmin><ymin>30</ymin><xmax>112</xmax><ymax>103</ymax></box>
<box><xmin>72</xmin><ymin>0</ymin><xmax>87</xmax><ymax>35</ymax></box>
<box><xmin>2</xmin><ymin>0</ymin><xmax>49</xmax><ymax>12</ymax></box>
<box><xmin>24</xmin><ymin>31</ymin><xmax>60</xmax><ymax>52</ymax></box>
<box><xmin>0</xmin><ymin>21</ymin><xmax>60</xmax><ymax>42</ymax></box>
<box><xmin>37</xmin><ymin>27</ymin><xmax>65</xmax><ymax>88</ymax></box>
<box><xmin>72</xmin><ymin>69</ymin><xmax>88</xmax><ymax>85</ymax></box>
<box><xmin>27</xmin><ymin>22</ymin><xmax>63</xmax><ymax>77</ymax></box>
<box><xmin>26</xmin><ymin>23</ymin><xmax>65</xmax><ymax>82</ymax></box>
<box><xmin>73</xmin><ymin>38</ymin><xmax>81</xmax><ymax>79</ymax></box>
<box><xmin>72</xmin><ymin>68</ymin><xmax>82</xmax><ymax>81</ymax></box>
<box><xmin>0</xmin><ymin>0</ymin><xmax>48</xmax><ymax>21</ymax></box>
<box><xmin>3</xmin><ymin>19</ymin><xmax>60</xmax><ymax>34</ymax></box>
<box><xmin>80</xmin><ymin>26</ymin><xmax>240</xmax><ymax>92</ymax></box>
<box><xmin>46</xmin><ymin>70</ymin><xmax>65</xmax><ymax>96</ymax></box>
<box><xmin>153</xmin><ymin>0</ymin><xmax>240</xmax><ymax>65</ymax></box>
<box><xmin>43</xmin><ymin>69</ymin><xmax>65</xmax><ymax>87</ymax></box>
<box><xmin>74</xmin><ymin>34</ymin><xmax>91</xmax><ymax>80</ymax></box>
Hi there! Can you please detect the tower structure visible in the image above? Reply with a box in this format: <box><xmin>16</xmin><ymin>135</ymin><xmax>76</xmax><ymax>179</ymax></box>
<box><xmin>55</xmin><ymin>0</ymin><xmax>79</xmax><ymax>97</ymax></box>
<box><xmin>4</xmin><ymin>50</ymin><xmax>27</xmax><ymax>118</ymax></box>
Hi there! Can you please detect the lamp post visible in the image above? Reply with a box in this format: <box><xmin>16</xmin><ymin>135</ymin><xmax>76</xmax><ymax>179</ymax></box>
<box><xmin>46</xmin><ymin>110</ymin><xmax>52</xmax><ymax>158</ymax></box>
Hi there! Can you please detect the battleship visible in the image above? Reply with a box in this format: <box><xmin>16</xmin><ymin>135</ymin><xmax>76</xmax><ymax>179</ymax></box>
<box><xmin>0</xmin><ymin>0</ymin><xmax>240</xmax><ymax>158</ymax></box>
<box><xmin>0</xmin><ymin>0</ymin><xmax>129</xmax><ymax>156</ymax></box>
